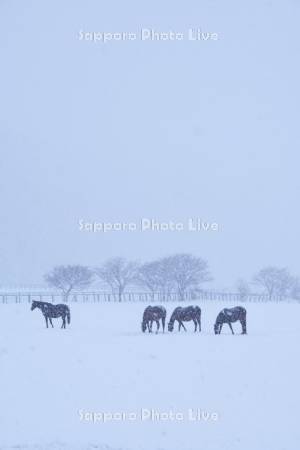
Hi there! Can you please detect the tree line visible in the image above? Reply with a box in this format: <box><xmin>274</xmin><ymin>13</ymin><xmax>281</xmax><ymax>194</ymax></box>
<box><xmin>237</xmin><ymin>267</ymin><xmax>300</xmax><ymax>301</ymax></box>
<box><xmin>44</xmin><ymin>254</ymin><xmax>211</xmax><ymax>302</ymax></box>
<box><xmin>44</xmin><ymin>255</ymin><xmax>300</xmax><ymax>302</ymax></box>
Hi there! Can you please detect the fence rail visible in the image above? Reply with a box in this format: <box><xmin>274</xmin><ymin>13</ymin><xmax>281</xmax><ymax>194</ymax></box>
<box><xmin>0</xmin><ymin>290</ymin><xmax>294</xmax><ymax>304</ymax></box>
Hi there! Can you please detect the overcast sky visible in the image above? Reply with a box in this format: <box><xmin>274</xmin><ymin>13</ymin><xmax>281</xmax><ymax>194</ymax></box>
<box><xmin>0</xmin><ymin>0</ymin><xmax>299</xmax><ymax>288</ymax></box>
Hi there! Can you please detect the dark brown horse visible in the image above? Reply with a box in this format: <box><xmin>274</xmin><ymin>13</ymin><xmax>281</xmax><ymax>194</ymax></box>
<box><xmin>31</xmin><ymin>301</ymin><xmax>71</xmax><ymax>328</ymax></box>
<box><xmin>214</xmin><ymin>306</ymin><xmax>247</xmax><ymax>334</ymax></box>
<box><xmin>168</xmin><ymin>306</ymin><xmax>201</xmax><ymax>332</ymax></box>
<box><xmin>141</xmin><ymin>305</ymin><xmax>166</xmax><ymax>333</ymax></box>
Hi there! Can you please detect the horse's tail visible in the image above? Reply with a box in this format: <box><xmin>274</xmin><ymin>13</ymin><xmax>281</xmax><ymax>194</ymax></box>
<box><xmin>197</xmin><ymin>306</ymin><xmax>201</xmax><ymax>330</ymax></box>
<box><xmin>194</xmin><ymin>306</ymin><xmax>201</xmax><ymax>331</ymax></box>
<box><xmin>162</xmin><ymin>308</ymin><xmax>167</xmax><ymax>332</ymax></box>
<box><xmin>66</xmin><ymin>307</ymin><xmax>71</xmax><ymax>324</ymax></box>
<box><xmin>241</xmin><ymin>309</ymin><xmax>247</xmax><ymax>334</ymax></box>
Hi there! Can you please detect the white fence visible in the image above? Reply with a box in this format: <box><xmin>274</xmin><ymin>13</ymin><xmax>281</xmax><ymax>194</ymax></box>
<box><xmin>0</xmin><ymin>290</ymin><xmax>292</xmax><ymax>304</ymax></box>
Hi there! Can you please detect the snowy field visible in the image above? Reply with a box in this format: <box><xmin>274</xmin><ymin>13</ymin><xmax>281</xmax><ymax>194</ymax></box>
<box><xmin>0</xmin><ymin>301</ymin><xmax>299</xmax><ymax>450</ymax></box>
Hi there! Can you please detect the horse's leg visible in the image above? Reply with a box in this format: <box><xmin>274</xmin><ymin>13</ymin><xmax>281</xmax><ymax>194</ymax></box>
<box><xmin>178</xmin><ymin>322</ymin><xmax>181</xmax><ymax>332</ymax></box>
<box><xmin>181</xmin><ymin>321</ymin><xmax>187</xmax><ymax>332</ymax></box>
<box><xmin>49</xmin><ymin>318</ymin><xmax>54</xmax><ymax>328</ymax></box>
<box><xmin>241</xmin><ymin>319</ymin><xmax>247</xmax><ymax>334</ymax></box>
<box><xmin>193</xmin><ymin>319</ymin><xmax>197</xmax><ymax>332</ymax></box>
<box><xmin>45</xmin><ymin>315</ymin><xmax>49</xmax><ymax>328</ymax></box>
<box><xmin>149</xmin><ymin>320</ymin><xmax>153</xmax><ymax>333</ymax></box>
<box><xmin>228</xmin><ymin>322</ymin><xmax>234</xmax><ymax>334</ymax></box>
<box><xmin>156</xmin><ymin>320</ymin><xmax>160</xmax><ymax>334</ymax></box>
<box><xmin>198</xmin><ymin>316</ymin><xmax>201</xmax><ymax>332</ymax></box>
<box><xmin>61</xmin><ymin>315</ymin><xmax>66</xmax><ymax>329</ymax></box>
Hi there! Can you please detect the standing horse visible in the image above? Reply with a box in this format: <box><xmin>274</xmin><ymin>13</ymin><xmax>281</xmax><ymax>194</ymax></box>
<box><xmin>214</xmin><ymin>306</ymin><xmax>247</xmax><ymax>334</ymax></box>
<box><xmin>141</xmin><ymin>305</ymin><xmax>166</xmax><ymax>333</ymax></box>
<box><xmin>31</xmin><ymin>301</ymin><xmax>71</xmax><ymax>329</ymax></box>
<box><xmin>168</xmin><ymin>306</ymin><xmax>201</xmax><ymax>332</ymax></box>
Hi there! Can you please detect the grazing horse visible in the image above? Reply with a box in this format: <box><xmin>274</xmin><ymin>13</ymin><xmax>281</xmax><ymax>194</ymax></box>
<box><xmin>141</xmin><ymin>305</ymin><xmax>166</xmax><ymax>333</ymax></box>
<box><xmin>168</xmin><ymin>306</ymin><xmax>201</xmax><ymax>332</ymax></box>
<box><xmin>31</xmin><ymin>301</ymin><xmax>71</xmax><ymax>329</ymax></box>
<box><xmin>214</xmin><ymin>306</ymin><xmax>247</xmax><ymax>335</ymax></box>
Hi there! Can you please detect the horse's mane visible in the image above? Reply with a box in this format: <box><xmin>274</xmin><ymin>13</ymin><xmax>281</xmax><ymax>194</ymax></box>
<box><xmin>33</xmin><ymin>301</ymin><xmax>53</xmax><ymax>307</ymax></box>
<box><xmin>169</xmin><ymin>306</ymin><xmax>182</xmax><ymax>321</ymax></box>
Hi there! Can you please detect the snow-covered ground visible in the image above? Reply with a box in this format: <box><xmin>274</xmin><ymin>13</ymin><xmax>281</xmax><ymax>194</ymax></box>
<box><xmin>0</xmin><ymin>301</ymin><xmax>299</xmax><ymax>450</ymax></box>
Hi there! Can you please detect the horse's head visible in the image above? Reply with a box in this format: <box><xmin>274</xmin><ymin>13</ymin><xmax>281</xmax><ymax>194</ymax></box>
<box><xmin>168</xmin><ymin>321</ymin><xmax>174</xmax><ymax>332</ymax></box>
<box><xmin>31</xmin><ymin>301</ymin><xmax>38</xmax><ymax>311</ymax></box>
<box><xmin>141</xmin><ymin>320</ymin><xmax>147</xmax><ymax>333</ymax></box>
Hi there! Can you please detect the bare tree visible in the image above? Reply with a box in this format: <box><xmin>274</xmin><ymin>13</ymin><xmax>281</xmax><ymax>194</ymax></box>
<box><xmin>44</xmin><ymin>265</ymin><xmax>94</xmax><ymax>301</ymax></box>
<box><xmin>289</xmin><ymin>276</ymin><xmax>300</xmax><ymax>301</ymax></box>
<box><xmin>137</xmin><ymin>259</ymin><xmax>175</xmax><ymax>299</ymax></box>
<box><xmin>95</xmin><ymin>257</ymin><xmax>139</xmax><ymax>302</ymax></box>
<box><xmin>163</xmin><ymin>253</ymin><xmax>211</xmax><ymax>301</ymax></box>
<box><xmin>253</xmin><ymin>267</ymin><xmax>293</xmax><ymax>300</ymax></box>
